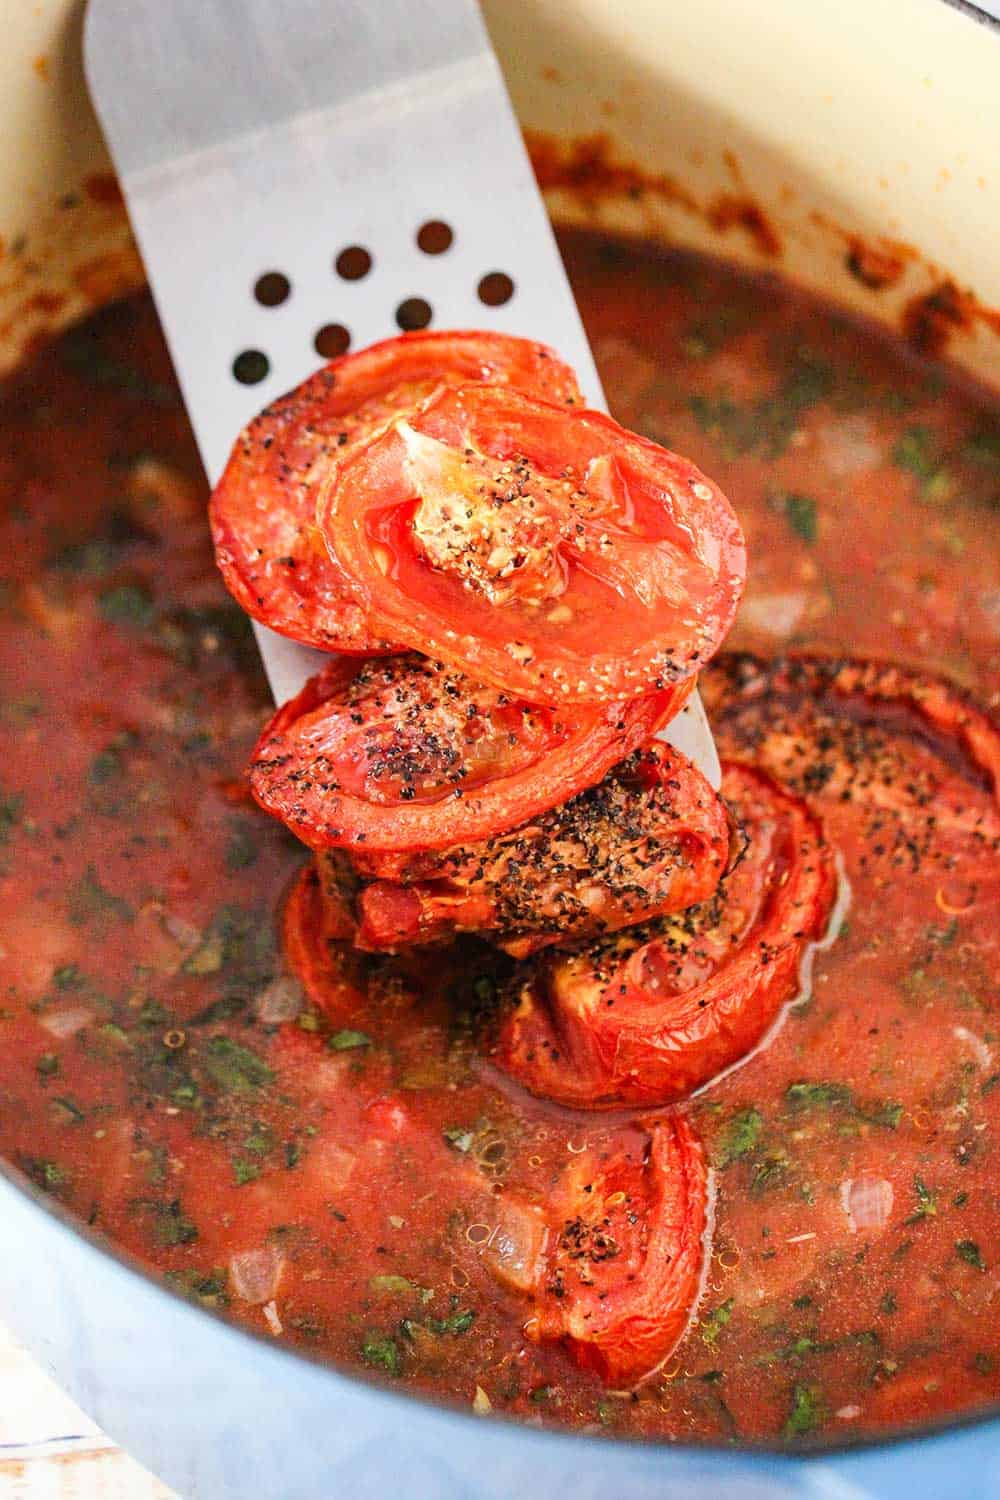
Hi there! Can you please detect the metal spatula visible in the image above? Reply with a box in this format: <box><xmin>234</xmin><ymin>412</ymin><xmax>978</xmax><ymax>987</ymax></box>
<box><xmin>83</xmin><ymin>0</ymin><xmax>720</xmax><ymax>786</ymax></box>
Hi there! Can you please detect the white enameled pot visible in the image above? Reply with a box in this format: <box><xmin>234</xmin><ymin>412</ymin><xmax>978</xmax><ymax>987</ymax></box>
<box><xmin>0</xmin><ymin>3</ymin><xmax>997</xmax><ymax>1496</ymax></box>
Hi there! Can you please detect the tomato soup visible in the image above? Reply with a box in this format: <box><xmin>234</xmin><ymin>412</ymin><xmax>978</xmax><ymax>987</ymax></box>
<box><xmin>0</xmin><ymin>228</ymin><xmax>997</xmax><ymax>1446</ymax></box>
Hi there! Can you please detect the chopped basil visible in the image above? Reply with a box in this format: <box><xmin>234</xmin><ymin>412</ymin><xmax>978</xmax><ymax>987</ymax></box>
<box><xmin>783</xmin><ymin>1383</ymin><xmax>825</xmax><ymax>1438</ymax></box>
<box><xmin>232</xmin><ymin>1157</ymin><xmax>260</xmax><ymax>1187</ymax></box>
<box><xmin>962</xmin><ymin>427</ymin><xmax>1000</xmax><ymax>471</ymax></box>
<box><xmin>713</xmin><ymin>1107</ymin><xmax>763</xmax><ymax>1167</ymax></box>
<box><xmin>0</xmin><ymin>787</ymin><xmax>24</xmax><ymax>845</ymax></box>
<box><xmin>785</xmin><ymin>1080</ymin><xmax>902</xmax><ymax>1130</ymax></box>
<box><xmin>164</xmin><ymin>1268</ymin><xmax>229</xmax><ymax>1308</ymax></box>
<box><xmin>98</xmin><ymin>582</ymin><xmax>155</xmax><ymax>630</ymax></box>
<box><xmin>36</xmin><ymin>1053</ymin><xmax>60</xmax><ymax>1080</ymax></box>
<box><xmin>148</xmin><ymin>1199</ymin><xmax>198</xmax><ymax>1247</ymax></box>
<box><xmin>51</xmin><ymin>1095</ymin><xmax>85</xmax><ymax>1124</ymax></box>
<box><xmin>700</xmin><ymin>1298</ymin><xmax>734</xmax><ymax>1346</ymax></box>
<box><xmin>361</xmin><ymin>1333</ymin><xmax>401</xmax><ymax>1376</ymax></box>
<box><xmin>327</xmin><ymin>1029</ymin><xmax>372</xmax><ymax>1052</ymax></box>
<box><xmin>53</xmin><ymin>964</ymin><xmax>84</xmax><ymax>991</ymax></box>
<box><xmin>224</xmin><ymin>820</ymin><xmax>259</xmax><ymax>872</ymax></box>
<box><xmin>956</xmin><ymin>1239</ymin><xmax>986</xmax><ymax>1271</ymax></box>
<box><xmin>426</xmin><ymin>1308</ymin><xmax>475</xmax><ymax>1336</ymax></box>
<box><xmin>68</xmin><ymin>864</ymin><xmax>133</xmax><ymax>927</ymax></box>
<box><xmin>369</xmin><ymin>1274</ymin><xmax>427</xmax><ymax>1298</ymax></box>
<box><xmin>778</xmin><ymin>492</ymin><xmax>818</xmax><ymax>544</ymax></box>
<box><xmin>786</xmin><ymin>1081</ymin><xmax>853</xmax><ymax>1111</ymax></box>
<box><xmin>904</xmin><ymin>1176</ymin><xmax>938</xmax><ymax>1224</ymax></box>
<box><xmin>202</xmin><ymin>1036</ymin><xmax>273</xmax><ymax>1094</ymax></box>
<box><xmin>23</xmin><ymin>1157</ymin><xmax>68</xmax><ymax>1195</ymax></box>
<box><xmin>893</xmin><ymin>426</ymin><xmax>938</xmax><ymax>479</ymax></box>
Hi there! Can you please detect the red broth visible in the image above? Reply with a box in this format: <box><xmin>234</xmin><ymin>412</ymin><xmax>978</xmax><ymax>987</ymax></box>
<box><xmin>0</xmin><ymin>229</ymin><xmax>997</xmax><ymax>1445</ymax></box>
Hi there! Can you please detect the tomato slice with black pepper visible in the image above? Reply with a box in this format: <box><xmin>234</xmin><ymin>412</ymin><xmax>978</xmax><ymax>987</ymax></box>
<box><xmin>343</xmin><ymin>742</ymin><xmax>731</xmax><ymax>956</ymax></box>
<box><xmin>318</xmin><ymin>383</ymin><xmax>746</xmax><ymax>703</ymax></box>
<box><xmin>479</xmin><ymin>1116</ymin><xmax>709</xmax><ymax>1389</ymax></box>
<box><xmin>494</xmin><ymin>762</ymin><xmax>836</xmax><ymax>1108</ymax></box>
<box><xmin>249</xmin><ymin>654</ymin><xmax>690</xmax><ymax>853</ymax></box>
<box><xmin>210</xmin><ymin>332</ymin><xmax>583</xmax><ymax>651</ymax></box>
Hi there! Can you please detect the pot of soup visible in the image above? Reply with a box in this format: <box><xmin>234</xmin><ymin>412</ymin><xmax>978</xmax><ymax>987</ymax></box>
<box><xmin>0</xmin><ymin>1</ymin><xmax>997</xmax><ymax>1496</ymax></box>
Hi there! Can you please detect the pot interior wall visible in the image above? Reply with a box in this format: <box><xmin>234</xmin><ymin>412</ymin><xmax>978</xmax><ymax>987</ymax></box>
<box><xmin>1</xmin><ymin>0</ymin><xmax>998</xmax><ymax>389</ymax></box>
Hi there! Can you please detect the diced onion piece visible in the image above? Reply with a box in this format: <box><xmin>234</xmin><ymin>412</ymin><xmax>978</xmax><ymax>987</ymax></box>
<box><xmin>479</xmin><ymin>1200</ymin><xmax>548</xmax><ymax>1293</ymax></box>
<box><xmin>39</xmin><ymin>1006</ymin><xmax>95</xmax><ymax>1039</ymax></box>
<box><xmin>229</xmin><ymin>1246</ymin><xmax>285</xmax><ymax>1305</ymax></box>
<box><xmin>472</xmin><ymin>1385</ymin><xmax>492</xmax><ymax>1415</ymax></box>
<box><xmin>255</xmin><ymin>975</ymin><xmax>303</xmax><ymax>1025</ymax></box>
<box><xmin>840</xmin><ymin>1174</ymin><xmax>894</xmax><ymax>1234</ymax></box>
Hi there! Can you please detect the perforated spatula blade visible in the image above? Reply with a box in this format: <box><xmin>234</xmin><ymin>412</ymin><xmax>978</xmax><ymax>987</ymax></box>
<box><xmin>83</xmin><ymin>0</ymin><xmax>720</xmax><ymax>785</ymax></box>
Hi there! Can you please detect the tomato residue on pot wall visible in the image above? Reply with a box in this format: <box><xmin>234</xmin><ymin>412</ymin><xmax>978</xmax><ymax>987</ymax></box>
<box><xmin>845</xmin><ymin>237</ymin><xmax>910</xmax><ymax>291</ymax></box>
<box><xmin>526</xmin><ymin>130</ymin><xmax>1000</xmax><ymax>362</ymax></box>
<box><xmin>526</xmin><ymin>130</ymin><xmax>783</xmax><ymax>259</ymax></box>
<box><xmin>903</xmin><ymin>279</ymin><xmax>1000</xmax><ymax>358</ymax></box>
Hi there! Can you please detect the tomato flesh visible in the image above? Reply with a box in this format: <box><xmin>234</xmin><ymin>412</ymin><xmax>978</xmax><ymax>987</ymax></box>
<box><xmin>249</xmin><ymin>654</ymin><xmax>690</xmax><ymax>853</ymax></box>
<box><xmin>209</xmin><ymin>332</ymin><xmax>583</xmax><ymax>651</ymax></box>
<box><xmin>319</xmin><ymin>384</ymin><xmax>746</xmax><ymax>703</ymax></box>
<box><xmin>494</xmin><ymin>762</ymin><xmax>836</xmax><ymax>1107</ymax></box>
<box><xmin>482</xmin><ymin>1116</ymin><xmax>709</xmax><ymax>1389</ymax></box>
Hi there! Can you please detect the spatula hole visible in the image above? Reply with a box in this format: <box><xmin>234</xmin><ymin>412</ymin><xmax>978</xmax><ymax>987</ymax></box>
<box><xmin>253</xmin><ymin>271</ymin><xmax>291</xmax><ymax>307</ymax></box>
<box><xmin>477</xmin><ymin>271</ymin><xmax>515</xmax><ymax>307</ymax></box>
<box><xmin>314</xmin><ymin>323</ymin><xmax>351</xmax><ymax>359</ymax></box>
<box><xmin>232</xmin><ymin>349</ymin><xmax>270</xmax><ymax>384</ymax></box>
<box><xmin>395</xmin><ymin>297</ymin><xmax>433</xmax><ymax>331</ymax></box>
<box><xmin>335</xmin><ymin>246</ymin><xmax>373</xmax><ymax>281</ymax></box>
<box><xmin>416</xmin><ymin>220</ymin><xmax>454</xmax><ymax>254</ymax></box>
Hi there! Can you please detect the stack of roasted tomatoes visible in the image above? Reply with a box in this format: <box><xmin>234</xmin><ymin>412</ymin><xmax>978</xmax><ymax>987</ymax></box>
<box><xmin>211</xmin><ymin>331</ymin><xmax>836</xmax><ymax>1388</ymax></box>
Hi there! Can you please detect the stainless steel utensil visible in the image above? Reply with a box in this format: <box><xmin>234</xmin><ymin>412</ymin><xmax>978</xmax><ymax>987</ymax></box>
<box><xmin>85</xmin><ymin>0</ymin><xmax>720</xmax><ymax>782</ymax></box>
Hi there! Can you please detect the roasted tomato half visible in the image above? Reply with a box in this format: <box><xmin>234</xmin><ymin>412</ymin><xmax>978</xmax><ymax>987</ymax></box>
<box><xmin>494</xmin><ymin>762</ymin><xmax>836</xmax><ymax>1107</ymax></box>
<box><xmin>477</xmin><ymin>1116</ymin><xmax>709</xmax><ymax>1389</ymax></box>
<box><xmin>318</xmin><ymin>383</ymin><xmax>746</xmax><ymax>703</ymax></box>
<box><xmin>249</xmin><ymin>654</ymin><xmax>690</xmax><ymax>853</ymax></box>
<box><xmin>210</xmin><ymin>332</ymin><xmax>583</xmax><ymax>651</ymax></box>
<box><xmin>338</xmin><ymin>743</ymin><xmax>731</xmax><ymax>956</ymax></box>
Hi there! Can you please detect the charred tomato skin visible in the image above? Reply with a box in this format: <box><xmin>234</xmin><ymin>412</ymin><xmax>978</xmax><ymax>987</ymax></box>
<box><xmin>347</xmin><ymin>741</ymin><xmax>731</xmax><ymax>956</ymax></box>
<box><xmin>494</xmin><ymin>761</ymin><xmax>836</xmax><ymax>1108</ymax></box>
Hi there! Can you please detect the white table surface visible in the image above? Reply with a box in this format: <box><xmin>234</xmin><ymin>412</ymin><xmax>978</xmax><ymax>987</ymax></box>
<box><xmin>0</xmin><ymin>1323</ymin><xmax>174</xmax><ymax>1498</ymax></box>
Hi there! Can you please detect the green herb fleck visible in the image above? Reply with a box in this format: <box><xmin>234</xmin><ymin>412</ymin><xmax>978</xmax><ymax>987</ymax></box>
<box><xmin>956</xmin><ymin>1239</ymin><xmax>986</xmax><ymax>1271</ymax></box>
<box><xmin>232</xmin><ymin>1157</ymin><xmax>260</xmax><ymax>1187</ymax></box>
<box><xmin>361</xmin><ymin>1333</ymin><xmax>401</xmax><ymax>1376</ymax></box>
<box><xmin>0</xmin><ymin>787</ymin><xmax>24</xmax><ymax>846</ymax></box>
<box><xmin>224</xmin><ymin>821</ymin><xmax>259</xmax><ymax>872</ymax></box>
<box><xmin>369</xmin><ymin>1274</ymin><xmax>425</xmax><ymax>1298</ymax></box>
<box><xmin>23</xmin><ymin>1158</ymin><xmax>68</xmax><ymax>1195</ymax></box>
<box><xmin>779</xmin><ymin>492</ymin><xmax>818</xmax><ymax>544</ymax></box>
<box><xmin>327</xmin><ymin>1029</ymin><xmax>372</xmax><ymax>1052</ymax></box>
<box><xmin>784</xmin><ymin>1383</ymin><xmax>825</xmax><ymax>1439</ymax></box>
<box><xmin>202</xmin><ymin>1036</ymin><xmax>273</xmax><ymax>1094</ymax></box>
<box><xmin>68</xmin><ymin>864</ymin><xmax>133</xmax><ymax>927</ymax></box>
<box><xmin>98</xmin><ymin>582</ymin><xmax>155</xmax><ymax>630</ymax></box>
<box><xmin>700</xmin><ymin>1298</ymin><xmax>734</xmax><ymax>1347</ymax></box>
<box><xmin>713</xmin><ymin>1107</ymin><xmax>763</xmax><ymax>1168</ymax></box>
<box><xmin>36</xmin><ymin>1053</ymin><xmax>60</xmax><ymax>1080</ymax></box>
<box><xmin>164</xmin><ymin>1268</ymin><xmax>229</xmax><ymax>1308</ymax></box>
<box><xmin>904</xmin><ymin>1176</ymin><xmax>938</xmax><ymax>1225</ymax></box>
